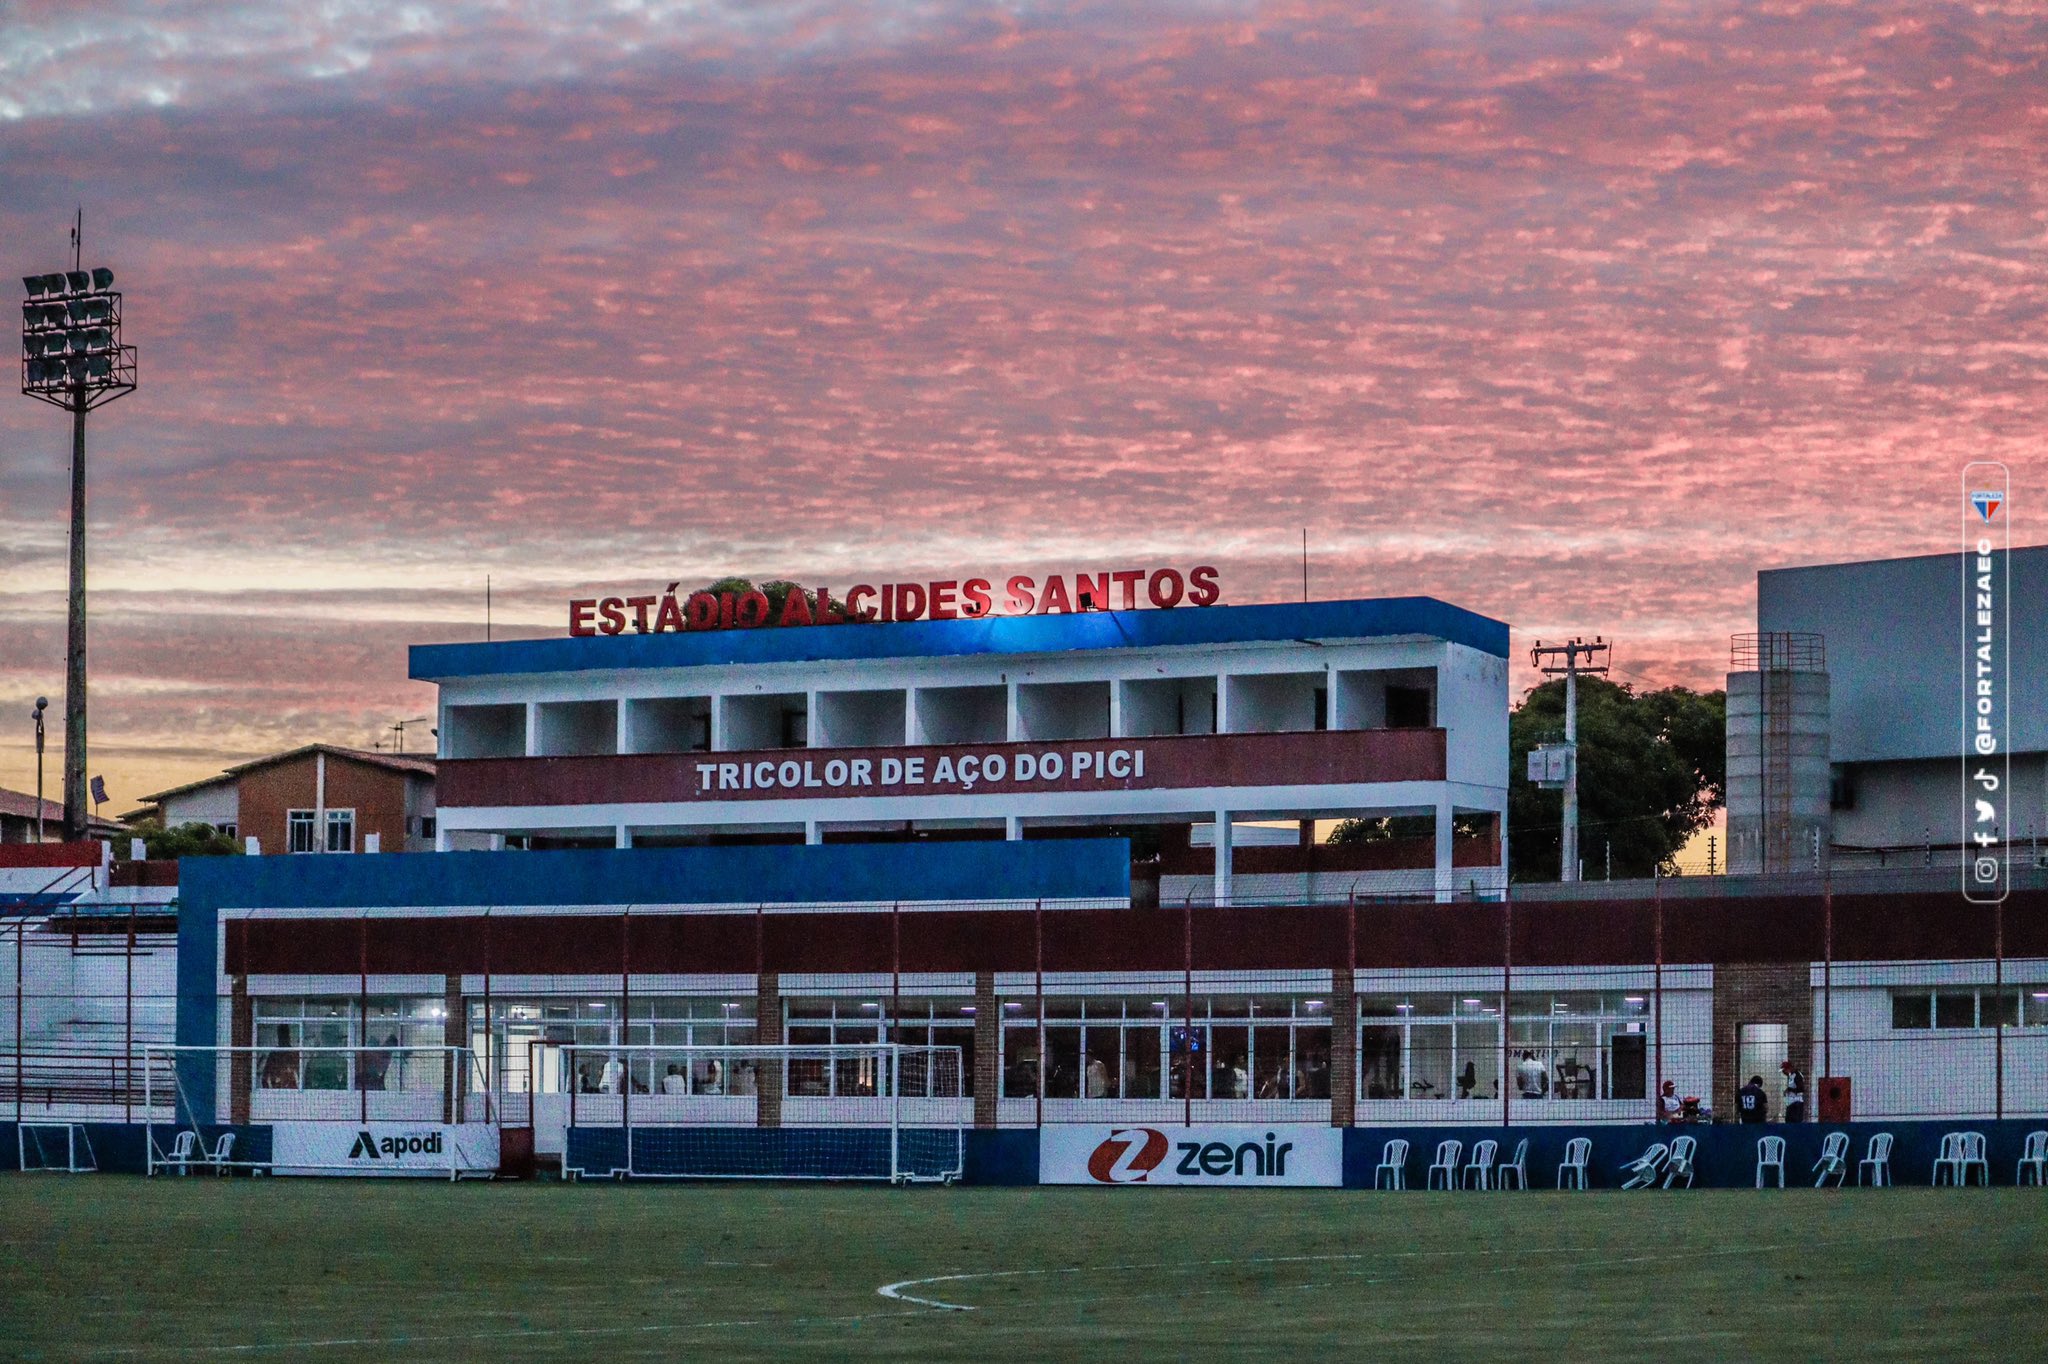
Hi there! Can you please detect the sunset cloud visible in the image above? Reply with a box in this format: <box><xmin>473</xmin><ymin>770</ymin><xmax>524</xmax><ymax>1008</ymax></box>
<box><xmin>1</xmin><ymin>1</ymin><xmax>2041</xmax><ymax>803</ymax></box>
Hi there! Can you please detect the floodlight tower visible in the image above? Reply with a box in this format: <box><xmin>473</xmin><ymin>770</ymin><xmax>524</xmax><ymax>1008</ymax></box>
<box><xmin>1529</xmin><ymin>636</ymin><xmax>1610</xmax><ymax>882</ymax></box>
<box><xmin>20</xmin><ymin>230</ymin><xmax>137</xmax><ymax>841</ymax></box>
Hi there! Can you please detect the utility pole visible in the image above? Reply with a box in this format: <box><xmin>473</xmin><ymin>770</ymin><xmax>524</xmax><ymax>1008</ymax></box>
<box><xmin>1529</xmin><ymin>636</ymin><xmax>1610</xmax><ymax>882</ymax></box>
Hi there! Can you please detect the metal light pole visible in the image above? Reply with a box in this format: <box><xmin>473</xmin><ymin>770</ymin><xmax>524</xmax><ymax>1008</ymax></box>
<box><xmin>1530</xmin><ymin>636</ymin><xmax>1610</xmax><ymax>882</ymax></box>
<box><xmin>19</xmin><ymin>225</ymin><xmax>137</xmax><ymax>841</ymax></box>
<box><xmin>31</xmin><ymin>696</ymin><xmax>48</xmax><ymax>842</ymax></box>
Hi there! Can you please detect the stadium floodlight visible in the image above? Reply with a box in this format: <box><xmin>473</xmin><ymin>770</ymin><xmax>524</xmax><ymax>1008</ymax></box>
<box><xmin>18</xmin><ymin>216</ymin><xmax>137</xmax><ymax>841</ymax></box>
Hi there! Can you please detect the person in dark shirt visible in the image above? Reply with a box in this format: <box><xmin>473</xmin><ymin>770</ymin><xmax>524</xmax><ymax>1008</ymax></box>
<box><xmin>1781</xmin><ymin>1061</ymin><xmax>1808</xmax><ymax>1123</ymax></box>
<box><xmin>1737</xmin><ymin>1075</ymin><xmax>1769</xmax><ymax>1124</ymax></box>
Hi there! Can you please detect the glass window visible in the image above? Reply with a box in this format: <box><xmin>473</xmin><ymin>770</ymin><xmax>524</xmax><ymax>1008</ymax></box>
<box><xmin>286</xmin><ymin>810</ymin><xmax>316</xmax><ymax>854</ymax></box>
<box><xmin>1935</xmin><ymin>992</ymin><xmax>1976</xmax><ymax>1028</ymax></box>
<box><xmin>325</xmin><ymin>809</ymin><xmax>355</xmax><ymax>853</ymax></box>
<box><xmin>1982</xmin><ymin>990</ymin><xmax>2020</xmax><ymax>1029</ymax></box>
<box><xmin>1892</xmin><ymin>993</ymin><xmax>1932</xmax><ymax>1029</ymax></box>
<box><xmin>2026</xmin><ymin>990</ymin><xmax>2048</xmax><ymax>1028</ymax></box>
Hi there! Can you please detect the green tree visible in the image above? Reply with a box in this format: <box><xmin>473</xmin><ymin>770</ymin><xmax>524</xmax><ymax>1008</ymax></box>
<box><xmin>120</xmin><ymin>819</ymin><xmax>242</xmax><ymax>860</ymax></box>
<box><xmin>1509</xmin><ymin>677</ymin><xmax>1725</xmax><ymax>880</ymax></box>
<box><xmin>1328</xmin><ymin>814</ymin><xmax>1485</xmax><ymax>844</ymax></box>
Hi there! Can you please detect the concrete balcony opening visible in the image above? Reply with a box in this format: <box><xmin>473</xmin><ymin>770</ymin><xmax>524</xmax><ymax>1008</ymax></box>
<box><xmin>813</xmin><ymin>689</ymin><xmax>907</xmax><ymax>749</ymax></box>
<box><xmin>913</xmin><ymin>685</ymin><xmax>1007</xmax><ymax>745</ymax></box>
<box><xmin>1119</xmin><ymin>676</ymin><xmax>1217</xmax><ymax>737</ymax></box>
<box><xmin>535</xmin><ymin>699</ymin><xmax>618</xmax><ymax>757</ymax></box>
<box><xmin>1334</xmin><ymin>667</ymin><xmax>1436</xmax><ymax>730</ymax></box>
<box><xmin>722</xmin><ymin>693</ymin><xmax>807</xmax><ymax>750</ymax></box>
<box><xmin>1226</xmin><ymin>671</ymin><xmax>1326</xmax><ymax>733</ymax></box>
<box><xmin>624</xmin><ymin>697</ymin><xmax>711</xmax><ymax>754</ymax></box>
<box><xmin>444</xmin><ymin>703</ymin><xmax>525</xmax><ymax>759</ymax></box>
<box><xmin>1016</xmin><ymin>680</ymin><xmax>1110</xmax><ymax>742</ymax></box>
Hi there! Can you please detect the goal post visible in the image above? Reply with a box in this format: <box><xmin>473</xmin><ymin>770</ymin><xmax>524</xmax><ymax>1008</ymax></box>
<box><xmin>140</xmin><ymin>1044</ymin><xmax>498</xmax><ymax>1178</ymax></box>
<box><xmin>17</xmin><ymin>1122</ymin><xmax>97</xmax><ymax>1173</ymax></box>
<box><xmin>555</xmin><ymin>1043</ymin><xmax>965</xmax><ymax>1183</ymax></box>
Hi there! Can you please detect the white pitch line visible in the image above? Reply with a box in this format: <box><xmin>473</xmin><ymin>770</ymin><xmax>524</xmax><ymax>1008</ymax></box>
<box><xmin>876</xmin><ymin>1233</ymin><xmax>1931</xmax><ymax>1313</ymax></box>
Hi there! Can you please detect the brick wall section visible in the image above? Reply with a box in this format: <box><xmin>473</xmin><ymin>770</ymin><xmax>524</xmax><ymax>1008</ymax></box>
<box><xmin>320</xmin><ymin>757</ymin><xmax>411</xmax><ymax>855</ymax></box>
<box><xmin>229</xmin><ymin>976</ymin><xmax>252</xmax><ymax>1124</ymax></box>
<box><xmin>755</xmin><ymin>971</ymin><xmax>782</xmax><ymax>1129</ymax></box>
<box><xmin>973</xmin><ymin>971</ymin><xmax>999</xmax><ymax>1128</ymax></box>
<box><xmin>236</xmin><ymin>753</ymin><xmax>322</xmax><ymax>856</ymax></box>
<box><xmin>234</xmin><ymin>752</ymin><xmax>417</xmax><ymax>855</ymax></box>
<box><xmin>1711</xmin><ymin>962</ymin><xmax>1812</xmax><ymax>1120</ymax></box>
<box><xmin>1330</xmin><ymin>966</ymin><xmax>1356</xmax><ymax>1126</ymax></box>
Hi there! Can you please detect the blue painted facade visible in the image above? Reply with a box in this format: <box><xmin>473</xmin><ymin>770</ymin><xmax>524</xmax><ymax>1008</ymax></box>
<box><xmin>409</xmin><ymin>597</ymin><xmax>1510</xmax><ymax>681</ymax></box>
<box><xmin>174</xmin><ymin>840</ymin><xmax>1132</xmax><ymax>1117</ymax></box>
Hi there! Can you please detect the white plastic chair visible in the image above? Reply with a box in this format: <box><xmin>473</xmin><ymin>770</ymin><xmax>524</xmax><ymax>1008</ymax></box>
<box><xmin>1935</xmin><ymin>1131</ymin><xmax>1988</xmax><ymax>1187</ymax></box>
<box><xmin>2017</xmin><ymin>1131</ymin><xmax>2047</xmax><ymax>1187</ymax></box>
<box><xmin>163</xmin><ymin>1130</ymin><xmax>198</xmax><ymax>1177</ymax></box>
<box><xmin>1426</xmin><ymin>1139</ymin><xmax>1463</xmax><ymax>1190</ymax></box>
<box><xmin>1662</xmin><ymin>1135</ymin><xmax>1698</xmax><ymax>1189</ymax></box>
<box><xmin>1374</xmin><ymin>1139</ymin><xmax>1410</xmax><ymax>1190</ymax></box>
<box><xmin>1620</xmin><ymin>1142</ymin><xmax>1669</xmax><ymax>1190</ymax></box>
<box><xmin>1464</xmin><ymin>1139</ymin><xmax>1498</xmax><ymax>1190</ymax></box>
<box><xmin>1757</xmin><ymin>1135</ymin><xmax>1786</xmax><ymax>1188</ymax></box>
<box><xmin>1812</xmin><ymin>1132</ymin><xmax>1849</xmax><ymax>1188</ymax></box>
<box><xmin>206</xmin><ymin>1131</ymin><xmax>236</xmax><ymax>1176</ymax></box>
<box><xmin>1557</xmin><ymin>1137</ymin><xmax>1591</xmax><ymax>1190</ymax></box>
<box><xmin>1857</xmin><ymin>1133</ymin><xmax>1892</xmax><ymax>1187</ymax></box>
<box><xmin>1498</xmin><ymin>1138</ymin><xmax>1529</xmax><ymax>1191</ymax></box>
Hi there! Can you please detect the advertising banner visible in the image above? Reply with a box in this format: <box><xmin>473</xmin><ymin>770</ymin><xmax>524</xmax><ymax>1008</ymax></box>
<box><xmin>270</xmin><ymin>1122</ymin><xmax>499</xmax><ymax>1177</ymax></box>
<box><xmin>1040</xmin><ymin>1124</ymin><xmax>1342</xmax><ymax>1188</ymax></box>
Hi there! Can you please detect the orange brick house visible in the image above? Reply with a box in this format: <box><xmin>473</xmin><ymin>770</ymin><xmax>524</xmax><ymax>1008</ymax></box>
<box><xmin>128</xmin><ymin>746</ymin><xmax>436</xmax><ymax>855</ymax></box>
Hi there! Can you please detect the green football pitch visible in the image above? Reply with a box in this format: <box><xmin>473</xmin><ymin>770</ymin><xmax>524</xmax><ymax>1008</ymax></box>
<box><xmin>3</xmin><ymin>1178</ymin><xmax>2043</xmax><ymax>1361</ymax></box>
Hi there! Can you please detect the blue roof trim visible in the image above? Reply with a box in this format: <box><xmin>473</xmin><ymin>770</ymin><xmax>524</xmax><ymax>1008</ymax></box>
<box><xmin>176</xmin><ymin>840</ymin><xmax>1131</xmax><ymax>911</ymax></box>
<box><xmin>410</xmin><ymin>597</ymin><xmax>1508</xmax><ymax>680</ymax></box>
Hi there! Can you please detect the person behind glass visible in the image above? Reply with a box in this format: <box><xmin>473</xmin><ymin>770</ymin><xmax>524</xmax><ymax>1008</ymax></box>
<box><xmin>1737</xmin><ymin>1075</ymin><xmax>1769</xmax><ymax>1124</ymax></box>
<box><xmin>1085</xmin><ymin>1055</ymin><xmax>1109</xmax><ymax>1098</ymax></box>
<box><xmin>1514</xmin><ymin>1050</ymin><xmax>1547</xmax><ymax>1099</ymax></box>
<box><xmin>661</xmin><ymin>1063</ymin><xmax>686</xmax><ymax>1095</ymax></box>
<box><xmin>1656</xmin><ymin>1079</ymin><xmax>1682</xmax><ymax>1123</ymax></box>
<box><xmin>599</xmin><ymin>1055</ymin><xmax>624</xmax><ymax>1094</ymax></box>
<box><xmin>1457</xmin><ymin>1060</ymin><xmax>1477</xmax><ymax>1100</ymax></box>
<box><xmin>1780</xmin><ymin>1060</ymin><xmax>1807</xmax><ymax>1123</ymax></box>
<box><xmin>261</xmin><ymin>1027</ymin><xmax>300</xmax><ymax>1090</ymax></box>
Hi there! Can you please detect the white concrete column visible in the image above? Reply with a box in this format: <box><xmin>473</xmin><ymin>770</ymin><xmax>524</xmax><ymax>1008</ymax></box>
<box><xmin>1108</xmin><ymin>679</ymin><xmax>1124</xmax><ymax>738</ymax></box>
<box><xmin>710</xmin><ymin>695</ymin><xmax>727</xmax><ymax>752</ymax></box>
<box><xmin>1434</xmin><ymin>794</ymin><xmax>1455</xmax><ymax>903</ymax></box>
<box><xmin>1213</xmin><ymin>810</ymin><xmax>1233</xmax><ymax>906</ymax></box>
<box><xmin>1005</xmin><ymin>815</ymin><xmax>1022</xmax><ymax>841</ymax></box>
<box><xmin>615</xmin><ymin>824</ymin><xmax>631</xmax><ymax>850</ymax></box>
<box><xmin>806</xmin><ymin>689</ymin><xmax>821</xmax><ymax>747</ymax></box>
<box><xmin>1215</xmin><ymin>675</ymin><xmax>1231</xmax><ymax>733</ymax></box>
<box><xmin>1006</xmin><ymin>680</ymin><xmax>1022</xmax><ymax>742</ymax></box>
<box><xmin>434</xmin><ymin>826</ymin><xmax>452</xmax><ymax>853</ymax></box>
<box><xmin>524</xmin><ymin>702</ymin><xmax>540</xmax><ymax>756</ymax></box>
<box><xmin>313</xmin><ymin>750</ymin><xmax>328</xmax><ymax>854</ymax></box>
<box><xmin>805</xmin><ymin>820</ymin><xmax>822</xmax><ymax>846</ymax></box>
<box><xmin>905</xmin><ymin>687</ymin><xmax>921</xmax><ymax>744</ymax></box>
<box><xmin>616</xmin><ymin>700</ymin><xmax>634</xmax><ymax>755</ymax></box>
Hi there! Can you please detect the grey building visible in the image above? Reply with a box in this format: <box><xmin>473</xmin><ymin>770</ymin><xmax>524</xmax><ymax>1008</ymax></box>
<box><xmin>1737</xmin><ymin>545</ymin><xmax>2047</xmax><ymax>867</ymax></box>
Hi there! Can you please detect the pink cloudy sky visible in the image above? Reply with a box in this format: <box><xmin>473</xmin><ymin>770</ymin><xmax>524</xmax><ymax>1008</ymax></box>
<box><xmin>0</xmin><ymin>0</ymin><xmax>2042</xmax><ymax>809</ymax></box>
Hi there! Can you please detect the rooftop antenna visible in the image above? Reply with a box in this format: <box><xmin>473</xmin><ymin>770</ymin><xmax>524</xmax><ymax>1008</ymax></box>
<box><xmin>1301</xmin><ymin>528</ymin><xmax>1308</xmax><ymax>602</ymax></box>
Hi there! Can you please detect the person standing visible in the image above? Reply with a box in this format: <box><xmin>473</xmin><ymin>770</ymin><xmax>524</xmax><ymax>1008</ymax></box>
<box><xmin>1656</xmin><ymin>1079</ymin><xmax>1682</xmax><ymax>1123</ymax></box>
<box><xmin>1737</xmin><ymin>1075</ymin><xmax>1769</xmax><ymax>1124</ymax></box>
<box><xmin>1781</xmin><ymin>1060</ymin><xmax>1807</xmax><ymax>1123</ymax></box>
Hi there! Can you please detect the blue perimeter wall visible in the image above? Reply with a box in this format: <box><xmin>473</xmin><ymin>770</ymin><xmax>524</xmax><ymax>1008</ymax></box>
<box><xmin>174</xmin><ymin>841</ymin><xmax>1131</xmax><ymax>1119</ymax></box>
<box><xmin>10</xmin><ymin>1122</ymin><xmax>2044</xmax><ymax>1187</ymax></box>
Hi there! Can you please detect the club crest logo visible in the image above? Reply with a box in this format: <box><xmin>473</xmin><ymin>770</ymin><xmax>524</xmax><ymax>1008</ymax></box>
<box><xmin>1970</xmin><ymin>489</ymin><xmax>2003</xmax><ymax>522</ymax></box>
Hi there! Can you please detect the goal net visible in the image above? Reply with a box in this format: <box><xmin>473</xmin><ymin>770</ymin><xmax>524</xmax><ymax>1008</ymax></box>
<box><xmin>18</xmin><ymin>1122</ymin><xmax>97</xmax><ymax>1173</ymax></box>
<box><xmin>556</xmin><ymin>1043</ymin><xmax>965</xmax><ymax>1183</ymax></box>
<box><xmin>141</xmin><ymin>1045</ymin><xmax>498</xmax><ymax>1177</ymax></box>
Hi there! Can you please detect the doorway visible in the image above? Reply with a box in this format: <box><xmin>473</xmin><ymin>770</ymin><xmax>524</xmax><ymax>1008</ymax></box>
<box><xmin>1737</xmin><ymin>1023</ymin><xmax>1788</xmax><ymax>1120</ymax></box>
